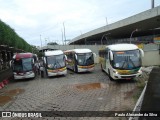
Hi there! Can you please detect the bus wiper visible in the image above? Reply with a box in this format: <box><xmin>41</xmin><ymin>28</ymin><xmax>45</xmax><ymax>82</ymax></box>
<box><xmin>53</xmin><ymin>60</ymin><xmax>62</xmax><ymax>69</ymax></box>
<box><xmin>121</xmin><ymin>61</ymin><xmax>128</xmax><ymax>69</ymax></box>
<box><xmin>84</xmin><ymin>54</ymin><xmax>92</xmax><ymax>65</ymax></box>
<box><xmin>121</xmin><ymin>56</ymin><xmax>128</xmax><ymax>69</ymax></box>
<box><xmin>129</xmin><ymin>57</ymin><xmax>136</xmax><ymax>67</ymax></box>
<box><xmin>83</xmin><ymin>57</ymin><xmax>87</xmax><ymax>65</ymax></box>
<box><xmin>56</xmin><ymin>60</ymin><xmax>62</xmax><ymax>68</ymax></box>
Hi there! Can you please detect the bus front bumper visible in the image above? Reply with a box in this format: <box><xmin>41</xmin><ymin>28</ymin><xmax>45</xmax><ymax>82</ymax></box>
<box><xmin>14</xmin><ymin>72</ymin><xmax>35</xmax><ymax>80</ymax></box>
<box><xmin>78</xmin><ymin>67</ymin><xmax>94</xmax><ymax>72</ymax></box>
<box><xmin>47</xmin><ymin>69</ymin><xmax>67</xmax><ymax>77</ymax></box>
<box><xmin>112</xmin><ymin>71</ymin><xmax>142</xmax><ymax>80</ymax></box>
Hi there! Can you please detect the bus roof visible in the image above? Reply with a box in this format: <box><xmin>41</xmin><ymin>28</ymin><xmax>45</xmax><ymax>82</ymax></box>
<box><xmin>65</xmin><ymin>49</ymin><xmax>92</xmax><ymax>53</ymax></box>
<box><xmin>107</xmin><ymin>44</ymin><xmax>138</xmax><ymax>51</ymax></box>
<box><xmin>13</xmin><ymin>53</ymin><xmax>33</xmax><ymax>59</ymax></box>
<box><xmin>44</xmin><ymin>50</ymin><xmax>63</xmax><ymax>56</ymax></box>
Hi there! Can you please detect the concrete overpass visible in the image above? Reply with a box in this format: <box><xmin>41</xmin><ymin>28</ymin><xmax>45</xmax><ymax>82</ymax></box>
<box><xmin>69</xmin><ymin>6</ymin><xmax>160</xmax><ymax>45</ymax></box>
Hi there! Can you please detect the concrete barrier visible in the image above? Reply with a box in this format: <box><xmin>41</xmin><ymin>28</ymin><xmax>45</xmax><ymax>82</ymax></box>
<box><xmin>0</xmin><ymin>68</ymin><xmax>12</xmax><ymax>89</ymax></box>
<box><xmin>142</xmin><ymin>50</ymin><xmax>160</xmax><ymax>66</ymax></box>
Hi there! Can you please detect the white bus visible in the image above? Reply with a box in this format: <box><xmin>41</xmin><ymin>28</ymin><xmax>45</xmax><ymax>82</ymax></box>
<box><xmin>64</xmin><ymin>49</ymin><xmax>95</xmax><ymax>73</ymax></box>
<box><xmin>40</xmin><ymin>50</ymin><xmax>67</xmax><ymax>77</ymax></box>
<box><xmin>99</xmin><ymin>44</ymin><xmax>144</xmax><ymax>80</ymax></box>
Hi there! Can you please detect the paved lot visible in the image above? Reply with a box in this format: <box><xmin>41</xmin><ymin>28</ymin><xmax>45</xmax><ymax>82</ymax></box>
<box><xmin>0</xmin><ymin>64</ymin><xmax>148</xmax><ymax>120</ymax></box>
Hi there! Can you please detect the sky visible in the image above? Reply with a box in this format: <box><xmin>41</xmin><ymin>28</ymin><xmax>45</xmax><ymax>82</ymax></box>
<box><xmin>0</xmin><ymin>0</ymin><xmax>159</xmax><ymax>46</ymax></box>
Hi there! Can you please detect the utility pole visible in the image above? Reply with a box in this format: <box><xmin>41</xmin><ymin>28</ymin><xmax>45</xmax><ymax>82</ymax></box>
<box><xmin>63</xmin><ymin>22</ymin><xmax>66</xmax><ymax>45</ymax></box>
<box><xmin>151</xmin><ymin>0</ymin><xmax>154</xmax><ymax>9</ymax></box>
<box><xmin>61</xmin><ymin>29</ymin><xmax>64</xmax><ymax>45</ymax></box>
<box><xmin>40</xmin><ymin>35</ymin><xmax>42</xmax><ymax>49</ymax></box>
<box><xmin>106</xmin><ymin>17</ymin><xmax>108</xmax><ymax>25</ymax></box>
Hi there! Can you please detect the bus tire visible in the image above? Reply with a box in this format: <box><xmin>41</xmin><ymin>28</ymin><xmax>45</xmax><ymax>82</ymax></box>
<box><xmin>45</xmin><ymin>69</ymin><xmax>49</xmax><ymax>78</ymax></box>
<box><xmin>101</xmin><ymin>64</ymin><xmax>104</xmax><ymax>72</ymax></box>
<box><xmin>33</xmin><ymin>72</ymin><xmax>36</xmax><ymax>79</ymax></box>
<box><xmin>41</xmin><ymin>71</ymin><xmax>44</xmax><ymax>78</ymax></box>
<box><xmin>74</xmin><ymin>65</ymin><xmax>78</xmax><ymax>73</ymax></box>
<box><xmin>108</xmin><ymin>69</ymin><xmax>114</xmax><ymax>81</ymax></box>
<box><xmin>0</xmin><ymin>63</ymin><xmax>2</xmax><ymax>71</ymax></box>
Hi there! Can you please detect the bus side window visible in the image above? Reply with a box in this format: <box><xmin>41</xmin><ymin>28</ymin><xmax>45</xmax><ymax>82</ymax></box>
<box><xmin>69</xmin><ymin>53</ymin><xmax>73</xmax><ymax>60</ymax></box>
<box><xmin>67</xmin><ymin>52</ymin><xmax>73</xmax><ymax>61</ymax></box>
<box><xmin>108</xmin><ymin>50</ymin><xmax>113</xmax><ymax>65</ymax></box>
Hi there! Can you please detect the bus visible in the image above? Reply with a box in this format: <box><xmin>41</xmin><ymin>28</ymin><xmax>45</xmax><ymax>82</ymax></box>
<box><xmin>11</xmin><ymin>53</ymin><xmax>38</xmax><ymax>80</ymax></box>
<box><xmin>40</xmin><ymin>50</ymin><xmax>67</xmax><ymax>77</ymax></box>
<box><xmin>64</xmin><ymin>49</ymin><xmax>95</xmax><ymax>73</ymax></box>
<box><xmin>99</xmin><ymin>44</ymin><xmax>144</xmax><ymax>80</ymax></box>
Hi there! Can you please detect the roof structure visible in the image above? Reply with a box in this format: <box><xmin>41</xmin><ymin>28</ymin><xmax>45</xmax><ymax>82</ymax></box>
<box><xmin>65</xmin><ymin>49</ymin><xmax>92</xmax><ymax>53</ymax></box>
<box><xmin>44</xmin><ymin>50</ymin><xmax>64</xmax><ymax>56</ymax></box>
<box><xmin>13</xmin><ymin>53</ymin><xmax>33</xmax><ymax>59</ymax></box>
<box><xmin>107</xmin><ymin>44</ymin><xmax>138</xmax><ymax>51</ymax></box>
<box><xmin>69</xmin><ymin>6</ymin><xmax>160</xmax><ymax>45</ymax></box>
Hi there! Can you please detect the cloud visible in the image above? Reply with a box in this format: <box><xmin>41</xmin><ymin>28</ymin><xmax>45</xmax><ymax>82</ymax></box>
<box><xmin>0</xmin><ymin>0</ymin><xmax>158</xmax><ymax>46</ymax></box>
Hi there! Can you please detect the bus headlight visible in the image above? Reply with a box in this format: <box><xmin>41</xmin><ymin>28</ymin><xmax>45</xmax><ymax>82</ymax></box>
<box><xmin>138</xmin><ymin>68</ymin><xmax>142</xmax><ymax>73</ymax></box>
<box><xmin>13</xmin><ymin>72</ymin><xmax>17</xmax><ymax>75</ymax></box>
<box><xmin>138</xmin><ymin>69</ymin><xmax>142</xmax><ymax>73</ymax></box>
<box><xmin>113</xmin><ymin>70</ymin><xmax>118</xmax><ymax>74</ymax></box>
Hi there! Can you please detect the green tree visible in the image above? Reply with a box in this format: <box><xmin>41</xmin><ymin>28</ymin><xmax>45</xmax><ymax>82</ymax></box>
<box><xmin>0</xmin><ymin>19</ymin><xmax>32</xmax><ymax>52</ymax></box>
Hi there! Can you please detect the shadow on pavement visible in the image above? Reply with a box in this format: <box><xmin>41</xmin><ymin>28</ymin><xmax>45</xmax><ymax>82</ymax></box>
<box><xmin>139</xmin><ymin>67</ymin><xmax>160</xmax><ymax>120</ymax></box>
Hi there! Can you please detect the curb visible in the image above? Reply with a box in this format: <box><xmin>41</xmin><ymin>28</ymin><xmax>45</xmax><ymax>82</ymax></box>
<box><xmin>129</xmin><ymin>82</ymin><xmax>147</xmax><ymax>120</ymax></box>
<box><xmin>0</xmin><ymin>78</ymin><xmax>10</xmax><ymax>90</ymax></box>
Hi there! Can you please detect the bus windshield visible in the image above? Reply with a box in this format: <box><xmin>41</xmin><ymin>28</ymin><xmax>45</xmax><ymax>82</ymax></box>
<box><xmin>13</xmin><ymin>58</ymin><xmax>32</xmax><ymax>72</ymax></box>
<box><xmin>46</xmin><ymin>54</ymin><xmax>65</xmax><ymax>69</ymax></box>
<box><xmin>113</xmin><ymin>50</ymin><xmax>141</xmax><ymax>70</ymax></box>
<box><xmin>77</xmin><ymin>52</ymin><xmax>94</xmax><ymax>66</ymax></box>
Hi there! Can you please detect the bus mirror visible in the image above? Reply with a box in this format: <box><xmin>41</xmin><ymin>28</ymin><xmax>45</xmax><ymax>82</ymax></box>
<box><xmin>32</xmin><ymin>59</ymin><xmax>34</xmax><ymax>63</ymax></box>
<box><xmin>65</xmin><ymin>55</ymin><xmax>67</xmax><ymax>60</ymax></box>
<box><xmin>139</xmin><ymin>49</ymin><xmax>144</xmax><ymax>57</ymax></box>
<box><xmin>109</xmin><ymin>51</ymin><xmax>113</xmax><ymax>61</ymax></box>
<box><xmin>75</xmin><ymin>54</ymin><xmax>77</xmax><ymax>60</ymax></box>
<box><xmin>93</xmin><ymin>53</ymin><xmax>96</xmax><ymax>58</ymax></box>
<box><xmin>43</xmin><ymin>57</ymin><xmax>46</xmax><ymax>64</ymax></box>
<box><xmin>9</xmin><ymin>60</ymin><xmax>12</xmax><ymax>68</ymax></box>
<box><xmin>40</xmin><ymin>66</ymin><xmax>44</xmax><ymax>71</ymax></box>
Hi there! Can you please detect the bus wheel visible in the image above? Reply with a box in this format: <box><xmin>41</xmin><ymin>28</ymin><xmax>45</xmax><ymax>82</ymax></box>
<box><xmin>0</xmin><ymin>63</ymin><xmax>2</xmax><ymax>71</ymax></box>
<box><xmin>108</xmin><ymin>69</ymin><xmax>114</xmax><ymax>81</ymax></box>
<box><xmin>41</xmin><ymin>71</ymin><xmax>44</xmax><ymax>78</ymax></box>
<box><xmin>101</xmin><ymin>64</ymin><xmax>104</xmax><ymax>72</ymax></box>
<box><xmin>74</xmin><ymin>65</ymin><xmax>78</xmax><ymax>73</ymax></box>
<box><xmin>33</xmin><ymin>72</ymin><xmax>36</xmax><ymax>79</ymax></box>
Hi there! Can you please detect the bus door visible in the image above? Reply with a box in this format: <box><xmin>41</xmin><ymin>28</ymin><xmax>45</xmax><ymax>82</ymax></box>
<box><xmin>105</xmin><ymin>48</ymin><xmax>110</xmax><ymax>72</ymax></box>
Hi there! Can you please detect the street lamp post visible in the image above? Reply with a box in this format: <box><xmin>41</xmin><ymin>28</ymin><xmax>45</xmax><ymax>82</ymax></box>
<box><xmin>40</xmin><ymin>35</ymin><xmax>42</xmax><ymax>49</ymax></box>
<box><xmin>151</xmin><ymin>0</ymin><xmax>154</xmax><ymax>8</ymax></box>
<box><xmin>61</xmin><ymin>29</ymin><xmax>64</xmax><ymax>45</ymax></box>
<box><xmin>45</xmin><ymin>38</ymin><xmax>48</xmax><ymax>50</ymax></box>
<box><xmin>130</xmin><ymin>29</ymin><xmax>138</xmax><ymax>43</ymax></box>
<box><xmin>100</xmin><ymin>33</ymin><xmax>110</xmax><ymax>45</ymax></box>
<box><xmin>63</xmin><ymin>22</ymin><xmax>66</xmax><ymax>45</ymax></box>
